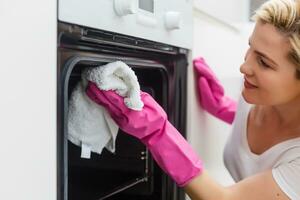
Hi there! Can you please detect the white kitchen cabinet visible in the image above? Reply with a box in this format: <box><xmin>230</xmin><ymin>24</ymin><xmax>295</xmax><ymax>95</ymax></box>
<box><xmin>0</xmin><ymin>0</ymin><xmax>57</xmax><ymax>199</ymax></box>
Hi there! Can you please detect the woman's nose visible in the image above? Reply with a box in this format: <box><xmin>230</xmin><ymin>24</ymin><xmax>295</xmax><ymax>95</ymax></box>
<box><xmin>240</xmin><ymin>62</ymin><xmax>248</xmax><ymax>75</ymax></box>
<box><xmin>240</xmin><ymin>48</ymin><xmax>254</xmax><ymax>76</ymax></box>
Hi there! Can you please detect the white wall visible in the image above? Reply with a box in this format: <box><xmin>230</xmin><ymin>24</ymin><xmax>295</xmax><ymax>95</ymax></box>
<box><xmin>0</xmin><ymin>0</ymin><xmax>57</xmax><ymax>199</ymax></box>
<box><xmin>186</xmin><ymin>7</ymin><xmax>254</xmax><ymax>187</ymax></box>
<box><xmin>194</xmin><ymin>0</ymin><xmax>250</xmax><ymax>23</ymax></box>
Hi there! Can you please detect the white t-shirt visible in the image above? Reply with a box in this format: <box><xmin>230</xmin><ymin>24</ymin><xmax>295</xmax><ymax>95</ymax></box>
<box><xmin>223</xmin><ymin>96</ymin><xmax>300</xmax><ymax>200</ymax></box>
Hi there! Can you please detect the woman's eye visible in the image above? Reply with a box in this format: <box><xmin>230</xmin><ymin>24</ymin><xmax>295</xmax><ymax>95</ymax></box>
<box><xmin>258</xmin><ymin>57</ymin><xmax>271</xmax><ymax>68</ymax></box>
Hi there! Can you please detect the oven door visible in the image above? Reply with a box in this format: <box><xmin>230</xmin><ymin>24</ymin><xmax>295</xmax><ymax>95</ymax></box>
<box><xmin>57</xmin><ymin>22</ymin><xmax>188</xmax><ymax>200</ymax></box>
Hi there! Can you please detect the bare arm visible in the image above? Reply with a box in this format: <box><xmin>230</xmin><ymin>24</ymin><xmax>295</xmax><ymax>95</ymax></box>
<box><xmin>184</xmin><ymin>170</ymin><xmax>289</xmax><ymax>200</ymax></box>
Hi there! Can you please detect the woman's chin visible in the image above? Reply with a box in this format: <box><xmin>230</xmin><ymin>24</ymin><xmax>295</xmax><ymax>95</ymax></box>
<box><xmin>242</xmin><ymin>90</ymin><xmax>256</xmax><ymax>104</ymax></box>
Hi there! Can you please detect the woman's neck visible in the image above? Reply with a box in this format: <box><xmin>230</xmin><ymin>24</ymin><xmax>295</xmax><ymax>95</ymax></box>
<box><xmin>258</xmin><ymin>98</ymin><xmax>300</xmax><ymax>132</ymax></box>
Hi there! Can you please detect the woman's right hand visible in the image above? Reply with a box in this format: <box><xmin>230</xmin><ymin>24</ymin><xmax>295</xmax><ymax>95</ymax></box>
<box><xmin>86</xmin><ymin>81</ymin><xmax>168</xmax><ymax>141</ymax></box>
<box><xmin>193</xmin><ymin>57</ymin><xmax>237</xmax><ymax>124</ymax></box>
<box><xmin>86</xmin><ymin>81</ymin><xmax>203</xmax><ymax>187</ymax></box>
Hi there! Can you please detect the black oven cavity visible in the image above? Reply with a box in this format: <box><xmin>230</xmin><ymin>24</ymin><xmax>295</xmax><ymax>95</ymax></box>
<box><xmin>57</xmin><ymin>22</ymin><xmax>188</xmax><ymax>200</ymax></box>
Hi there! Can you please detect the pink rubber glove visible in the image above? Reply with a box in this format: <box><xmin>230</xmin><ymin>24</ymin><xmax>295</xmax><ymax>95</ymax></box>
<box><xmin>193</xmin><ymin>57</ymin><xmax>237</xmax><ymax>124</ymax></box>
<box><xmin>86</xmin><ymin>81</ymin><xmax>203</xmax><ymax>187</ymax></box>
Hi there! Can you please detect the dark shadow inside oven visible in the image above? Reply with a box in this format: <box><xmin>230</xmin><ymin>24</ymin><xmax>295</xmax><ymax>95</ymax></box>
<box><xmin>66</xmin><ymin>60</ymin><xmax>168</xmax><ymax>200</ymax></box>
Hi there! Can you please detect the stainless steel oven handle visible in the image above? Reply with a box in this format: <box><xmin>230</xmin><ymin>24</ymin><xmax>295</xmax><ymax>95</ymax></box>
<box><xmin>97</xmin><ymin>175</ymin><xmax>149</xmax><ymax>200</ymax></box>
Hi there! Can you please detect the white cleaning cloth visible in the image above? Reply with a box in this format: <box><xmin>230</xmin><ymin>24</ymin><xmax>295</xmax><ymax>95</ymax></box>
<box><xmin>83</xmin><ymin>61</ymin><xmax>144</xmax><ymax>111</ymax></box>
<box><xmin>68</xmin><ymin>61</ymin><xmax>143</xmax><ymax>158</ymax></box>
<box><xmin>68</xmin><ymin>76</ymin><xmax>119</xmax><ymax>158</ymax></box>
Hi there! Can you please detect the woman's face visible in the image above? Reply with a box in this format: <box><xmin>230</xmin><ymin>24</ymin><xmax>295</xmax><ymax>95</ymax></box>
<box><xmin>240</xmin><ymin>21</ymin><xmax>300</xmax><ymax>106</ymax></box>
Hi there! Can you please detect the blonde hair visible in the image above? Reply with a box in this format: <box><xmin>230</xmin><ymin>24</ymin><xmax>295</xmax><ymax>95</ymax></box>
<box><xmin>252</xmin><ymin>0</ymin><xmax>300</xmax><ymax>78</ymax></box>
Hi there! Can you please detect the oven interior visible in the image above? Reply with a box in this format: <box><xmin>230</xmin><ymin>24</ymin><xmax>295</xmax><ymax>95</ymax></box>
<box><xmin>67</xmin><ymin>61</ymin><xmax>168</xmax><ymax>200</ymax></box>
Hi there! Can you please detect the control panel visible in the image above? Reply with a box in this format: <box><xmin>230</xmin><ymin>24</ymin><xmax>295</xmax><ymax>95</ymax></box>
<box><xmin>59</xmin><ymin>0</ymin><xmax>193</xmax><ymax>49</ymax></box>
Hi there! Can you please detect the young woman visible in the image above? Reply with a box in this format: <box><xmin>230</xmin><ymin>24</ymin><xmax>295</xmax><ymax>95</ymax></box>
<box><xmin>86</xmin><ymin>0</ymin><xmax>300</xmax><ymax>199</ymax></box>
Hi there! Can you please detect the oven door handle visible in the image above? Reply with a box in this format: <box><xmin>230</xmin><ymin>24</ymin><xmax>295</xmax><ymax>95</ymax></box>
<box><xmin>97</xmin><ymin>175</ymin><xmax>149</xmax><ymax>200</ymax></box>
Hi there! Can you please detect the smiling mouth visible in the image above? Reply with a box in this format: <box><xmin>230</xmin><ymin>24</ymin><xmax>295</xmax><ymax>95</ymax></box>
<box><xmin>244</xmin><ymin>79</ymin><xmax>258</xmax><ymax>89</ymax></box>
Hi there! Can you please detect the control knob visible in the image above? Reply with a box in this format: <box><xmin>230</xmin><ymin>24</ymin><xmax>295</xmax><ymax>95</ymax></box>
<box><xmin>164</xmin><ymin>11</ymin><xmax>182</xmax><ymax>30</ymax></box>
<box><xmin>114</xmin><ymin>0</ymin><xmax>136</xmax><ymax>16</ymax></box>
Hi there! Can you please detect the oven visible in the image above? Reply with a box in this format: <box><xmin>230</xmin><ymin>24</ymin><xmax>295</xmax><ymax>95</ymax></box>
<box><xmin>58</xmin><ymin>1</ymin><xmax>193</xmax><ymax>200</ymax></box>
